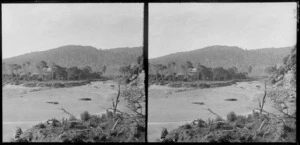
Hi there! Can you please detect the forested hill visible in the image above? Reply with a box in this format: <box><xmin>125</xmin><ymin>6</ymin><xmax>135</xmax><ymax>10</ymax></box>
<box><xmin>150</xmin><ymin>45</ymin><xmax>293</xmax><ymax>76</ymax></box>
<box><xmin>3</xmin><ymin>45</ymin><xmax>143</xmax><ymax>73</ymax></box>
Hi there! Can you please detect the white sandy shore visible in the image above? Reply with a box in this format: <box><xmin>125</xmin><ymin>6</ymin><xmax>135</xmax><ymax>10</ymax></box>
<box><xmin>148</xmin><ymin>81</ymin><xmax>280</xmax><ymax>142</ymax></box>
<box><xmin>2</xmin><ymin>80</ymin><xmax>129</xmax><ymax>142</ymax></box>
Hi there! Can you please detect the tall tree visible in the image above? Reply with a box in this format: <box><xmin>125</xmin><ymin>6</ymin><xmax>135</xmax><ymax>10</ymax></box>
<box><xmin>186</xmin><ymin>61</ymin><xmax>193</xmax><ymax>69</ymax></box>
<box><xmin>212</xmin><ymin>67</ymin><xmax>229</xmax><ymax>81</ymax></box>
<box><xmin>36</xmin><ymin>61</ymin><xmax>48</xmax><ymax>80</ymax></box>
<box><xmin>172</xmin><ymin>61</ymin><xmax>176</xmax><ymax>74</ymax></box>
<box><xmin>66</xmin><ymin>67</ymin><xmax>80</xmax><ymax>80</ymax></box>
<box><xmin>181</xmin><ymin>64</ymin><xmax>187</xmax><ymax>80</ymax></box>
<box><xmin>102</xmin><ymin>65</ymin><xmax>107</xmax><ymax>75</ymax></box>
<box><xmin>197</xmin><ymin>64</ymin><xmax>213</xmax><ymax>80</ymax></box>
<box><xmin>248</xmin><ymin>65</ymin><xmax>252</xmax><ymax>74</ymax></box>
<box><xmin>22</xmin><ymin>61</ymin><xmax>31</xmax><ymax>80</ymax></box>
<box><xmin>82</xmin><ymin>66</ymin><xmax>92</xmax><ymax>79</ymax></box>
<box><xmin>52</xmin><ymin>64</ymin><xmax>67</xmax><ymax>80</ymax></box>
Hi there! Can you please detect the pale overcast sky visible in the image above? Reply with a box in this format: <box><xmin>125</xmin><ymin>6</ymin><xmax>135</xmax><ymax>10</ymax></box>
<box><xmin>149</xmin><ymin>3</ymin><xmax>297</xmax><ymax>58</ymax></box>
<box><xmin>2</xmin><ymin>4</ymin><xmax>143</xmax><ymax>59</ymax></box>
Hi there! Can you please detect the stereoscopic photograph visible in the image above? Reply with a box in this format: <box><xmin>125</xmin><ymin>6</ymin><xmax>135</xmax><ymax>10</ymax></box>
<box><xmin>148</xmin><ymin>3</ymin><xmax>297</xmax><ymax>142</ymax></box>
<box><xmin>2</xmin><ymin>4</ymin><xmax>145</xmax><ymax>142</ymax></box>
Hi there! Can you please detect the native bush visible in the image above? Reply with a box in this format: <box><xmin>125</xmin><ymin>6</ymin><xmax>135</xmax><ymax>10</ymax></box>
<box><xmin>227</xmin><ymin>112</ymin><xmax>237</xmax><ymax>122</ymax></box>
<box><xmin>37</xmin><ymin>123</ymin><xmax>46</xmax><ymax>129</ymax></box>
<box><xmin>161</xmin><ymin>128</ymin><xmax>168</xmax><ymax>139</ymax></box>
<box><xmin>197</xmin><ymin>119</ymin><xmax>206</xmax><ymax>128</ymax></box>
<box><xmin>183</xmin><ymin>123</ymin><xmax>192</xmax><ymax>129</ymax></box>
<box><xmin>80</xmin><ymin>111</ymin><xmax>91</xmax><ymax>121</ymax></box>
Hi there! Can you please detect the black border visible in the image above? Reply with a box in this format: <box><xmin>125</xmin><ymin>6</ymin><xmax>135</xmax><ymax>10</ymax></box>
<box><xmin>144</xmin><ymin>2</ymin><xmax>149</xmax><ymax>143</ymax></box>
<box><xmin>1</xmin><ymin>0</ymin><xmax>298</xmax><ymax>3</ymax></box>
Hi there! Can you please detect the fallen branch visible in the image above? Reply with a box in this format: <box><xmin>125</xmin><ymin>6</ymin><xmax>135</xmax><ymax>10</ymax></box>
<box><xmin>204</xmin><ymin>107</ymin><xmax>223</xmax><ymax>120</ymax></box>
<box><xmin>258</xmin><ymin>120</ymin><xmax>266</xmax><ymax>132</ymax></box>
<box><xmin>58</xmin><ymin>107</ymin><xmax>76</xmax><ymax>118</ymax></box>
<box><xmin>111</xmin><ymin>119</ymin><xmax>119</xmax><ymax>131</ymax></box>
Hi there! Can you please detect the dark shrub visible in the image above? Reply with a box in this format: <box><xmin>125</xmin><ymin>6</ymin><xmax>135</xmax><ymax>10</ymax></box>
<box><xmin>161</xmin><ymin>128</ymin><xmax>168</xmax><ymax>139</ymax></box>
<box><xmin>51</xmin><ymin>119</ymin><xmax>60</xmax><ymax>127</ymax></box>
<box><xmin>88</xmin><ymin>115</ymin><xmax>100</xmax><ymax>127</ymax></box>
<box><xmin>110</xmin><ymin>130</ymin><xmax>118</xmax><ymax>136</ymax></box>
<box><xmin>80</xmin><ymin>111</ymin><xmax>91</xmax><ymax>121</ymax></box>
<box><xmin>283</xmin><ymin>125</ymin><xmax>293</xmax><ymax>132</ymax></box>
<box><xmin>252</xmin><ymin>111</ymin><xmax>259</xmax><ymax>119</ymax></box>
<box><xmin>100</xmin><ymin>113</ymin><xmax>106</xmax><ymax>121</ymax></box>
<box><xmin>270</xmin><ymin>78</ymin><xmax>276</xmax><ymax>84</ymax></box>
<box><xmin>183</xmin><ymin>123</ymin><xmax>192</xmax><ymax>129</ymax></box>
<box><xmin>70</xmin><ymin>133</ymin><xmax>85</xmax><ymax>142</ymax></box>
<box><xmin>227</xmin><ymin>112</ymin><xmax>237</xmax><ymax>122</ymax></box>
<box><xmin>197</xmin><ymin>119</ymin><xmax>206</xmax><ymax>128</ymax></box>
<box><xmin>64</xmin><ymin>121</ymin><xmax>77</xmax><ymax>130</ymax></box>
<box><xmin>37</xmin><ymin>123</ymin><xmax>46</xmax><ymax>129</ymax></box>
<box><xmin>217</xmin><ymin>133</ymin><xmax>231</xmax><ymax>142</ymax></box>
<box><xmin>106</xmin><ymin>110</ymin><xmax>113</xmax><ymax>118</ymax></box>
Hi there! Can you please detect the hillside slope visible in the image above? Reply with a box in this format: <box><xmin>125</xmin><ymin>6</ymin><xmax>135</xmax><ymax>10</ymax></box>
<box><xmin>150</xmin><ymin>45</ymin><xmax>292</xmax><ymax>76</ymax></box>
<box><xmin>3</xmin><ymin>45</ymin><xmax>143</xmax><ymax>73</ymax></box>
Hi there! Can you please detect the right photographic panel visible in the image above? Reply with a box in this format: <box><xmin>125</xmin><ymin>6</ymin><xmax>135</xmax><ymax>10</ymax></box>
<box><xmin>148</xmin><ymin>3</ymin><xmax>297</xmax><ymax>142</ymax></box>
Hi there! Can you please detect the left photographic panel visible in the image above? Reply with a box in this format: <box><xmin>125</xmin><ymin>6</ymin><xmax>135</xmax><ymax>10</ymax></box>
<box><xmin>2</xmin><ymin>3</ymin><xmax>145</xmax><ymax>142</ymax></box>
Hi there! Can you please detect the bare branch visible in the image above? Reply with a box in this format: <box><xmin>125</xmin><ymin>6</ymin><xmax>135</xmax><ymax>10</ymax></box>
<box><xmin>259</xmin><ymin>83</ymin><xmax>267</xmax><ymax>115</ymax></box>
<box><xmin>258</xmin><ymin>120</ymin><xmax>266</xmax><ymax>132</ymax></box>
<box><xmin>112</xmin><ymin>82</ymin><xmax>121</xmax><ymax>115</ymax></box>
<box><xmin>111</xmin><ymin>119</ymin><xmax>119</xmax><ymax>131</ymax></box>
<box><xmin>58</xmin><ymin>107</ymin><xmax>76</xmax><ymax>118</ymax></box>
<box><xmin>203</xmin><ymin>107</ymin><xmax>223</xmax><ymax>120</ymax></box>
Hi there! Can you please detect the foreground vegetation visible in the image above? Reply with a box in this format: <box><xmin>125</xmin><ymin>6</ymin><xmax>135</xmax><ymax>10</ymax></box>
<box><xmin>12</xmin><ymin>109</ymin><xmax>145</xmax><ymax>142</ymax></box>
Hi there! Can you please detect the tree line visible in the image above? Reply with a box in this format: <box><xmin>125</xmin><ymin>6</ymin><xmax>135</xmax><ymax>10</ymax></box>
<box><xmin>2</xmin><ymin>61</ymin><xmax>106</xmax><ymax>81</ymax></box>
<box><xmin>2</xmin><ymin>55</ymin><xmax>144</xmax><ymax>83</ymax></box>
<box><xmin>149</xmin><ymin>60</ymin><xmax>250</xmax><ymax>82</ymax></box>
